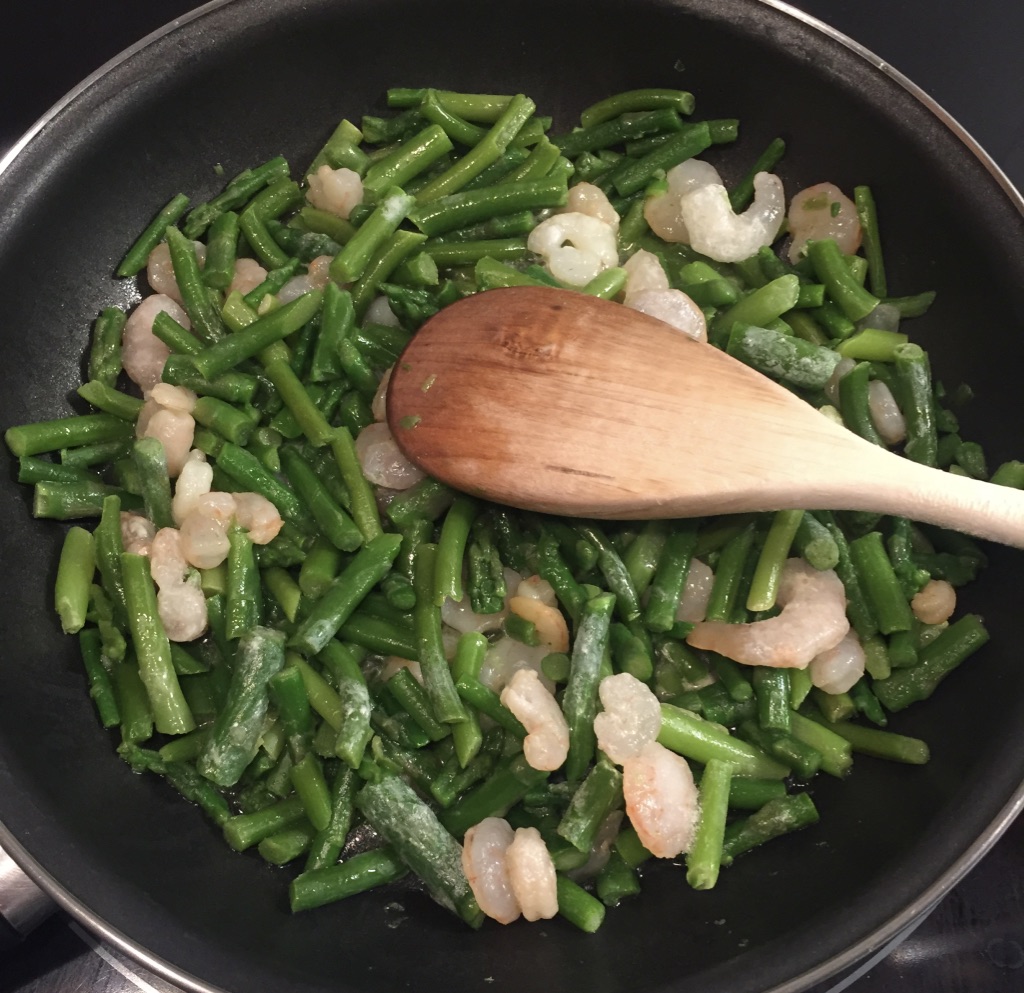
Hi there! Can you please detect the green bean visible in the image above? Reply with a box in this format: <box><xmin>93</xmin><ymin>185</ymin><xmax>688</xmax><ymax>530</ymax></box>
<box><xmin>848</xmin><ymin>531</ymin><xmax>913</xmax><ymax>634</ymax></box>
<box><xmin>602</xmin><ymin>122</ymin><xmax>712</xmax><ymax>197</ymax></box>
<box><xmin>793</xmin><ymin>513</ymin><xmax>840</xmax><ymax>571</ymax></box>
<box><xmin>787</xmin><ymin>711</ymin><xmax>852</xmax><ymax>778</ymax></box>
<box><xmin>303</xmin><ymin>765</ymin><xmax>358</xmax><ymax>872</ymax></box>
<box><xmin>258</xmin><ymin>821</ymin><xmax>317</xmax><ymax>865</ymax></box>
<box><xmin>307</xmin><ymin>117</ymin><xmax>366</xmax><ymax>174</ymax></box>
<box><xmin>215</xmin><ymin>442</ymin><xmax>305</xmax><ymax>524</ymax></box>
<box><xmin>557</xmin><ymin>756</ymin><xmax>623</xmax><ymax>853</ymax></box>
<box><xmin>433</xmin><ymin>496</ymin><xmax>478</xmax><ymax>605</ymax></box>
<box><xmin>580</xmin><ymin>88</ymin><xmax>694</xmax><ymax>128</ymax></box>
<box><xmin>291</xmin><ymin>847</ymin><xmax>408</xmax><ymax>912</ymax></box>
<box><xmin>686</xmin><ymin>758</ymin><xmax>733</xmax><ymax>889</ymax></box>
<box><xmin>289</xmin><ymin>533</ymin><xmax>402</xmax><ymax>655</ymax></box>
<box><xmin>191</xmin><ymin>396</ymin><xmax>255</xmax><ymax>446</ymax></box>
<box><xmin>853</xmin><ymin>185</ymin><xmax>887</xmax><ymax>297</ymax></box>
<box><xmin>182</xmin><ymin>156</ymin><xmax>290</xmax><ymax>239</ymax></box>
<box><xmin>6</xmin><ymin>413</ymin><xmax>133</xmax><ymax>458</ymax></box>
<box><xmin>563</xmin><ymin>592</ymin><xmax>615</xmax><ymax>781</ymax></box>
<box><xmin>54</xmin><ymin>526</ymin><xmax>95</xmax><ymax>634</ymax></box>
<box><xmin>88</xmin><ymin>307</ymin><xmax>126</xmax><ymax>387</ymax></box>
<box><xmin>355</xmin><ymin>774</ymin><xmax>483</xmax><ymax>927</ymax></box>
<box><xmin>131</xmin><ymin>437</ymin><xmax>174</xmax><ymax>529</ymax></box>
<box><xmin>809</xmin><ymin>714</ymin><xmax>929</xmax><ymax>764</ymax></box>
<box><xmin>807</xmin><ymin>238</ymin><xmax>879</xmax><ymax>322</ymax></box>
<box><xmin>329</xmin><ymin>186</ymin><xmax>415</xmax><ymax>283</ymax></box>
<box><xmin>225</xmin><ymin>523</ymin><xmax>263</xmax><ymax>639</ymax></box>
<box><xmin>280</xmin><ymin>446</ymin><xmax>362</xmax><ymax>552</ymax></box>
<box><xmin>726</xmin><ymin>325</ymin><xmax>841</xmax><ymax>390</ymax></box>
<box><xmin>191</xmin><ymin>290</ymin><xmax>323</xmax><ymax>379</ymax></box>
<box><xmin>78</xmin><ymin>628</ymin><xmax>120</xmax><ymax>728</ymax></box>
<box><xmin>242</xmin><ymin>258</ymin><xmax>302</xmax><ymax>310</ymax></box>
<box><xmin>746</xmin><ymin>510</ymin><xmax>804</xmax><ymax>612</ymax></box>
<box><xmin>721</xmin><ymin>793</ymin><xmax>819</xmax><ymax>865</ymax></box>
<box><xmin>117</xmin><ymin>193</ymin><xmax>191</xmax><ymax>277</ymax></box>
<box><xmin>223</xmin><ymin>795</ymin><xmax>306</xmax><ymax>852</ymax></box>
<box><xmin>164</xmin><ymin>225</ymin><xmax>226</xmax><ymax>343</ymax></box>
<box><xmin>704</xmin><ymin>521</ymin><xmax>757</xmax><ymax>623</ymax></box>
<box><xmin>328</xmin><ymin>428</ymin><xmax>383</xmax><ymax>542</ymax></box>
<box><xmin>363</xmin><ymin>124</ymin><xmax>455</xmax><ymax>198</ymax></box>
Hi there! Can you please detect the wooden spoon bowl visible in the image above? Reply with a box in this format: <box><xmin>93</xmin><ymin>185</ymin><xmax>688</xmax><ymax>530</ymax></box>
<box><xmin>387</xmin><ymin>286</ymin><xmax>1024</xmax><ymax>546</ymax></box>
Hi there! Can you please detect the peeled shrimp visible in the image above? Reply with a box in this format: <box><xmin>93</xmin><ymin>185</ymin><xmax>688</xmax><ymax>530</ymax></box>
<box><xmin>809</xmin><ymin>629</ymin><xmax>865</xmax><ymax>696</ymax></box>
<box><xmin>442</xmin><ymin>595</ymin><xmax>508</xmax><ymax>635</ymax></box>
<box><xmin>120</xmin><ymin>511</ymin><xmax>156</xmax><ymax>556</ymax></box>
<box><xmin>178</xmin><ymin>512</ymin><xmax>231</xmax><ymax>570</ymax></box>
<box><xmin>461</xmin><ymin>817</ymin><xmax>520</xmax><ymax>925</ymax></box>
<box><xmin>676</xmin><ymin>558</ymin><xmax>714</xmax><ymax>623</ymax></box>
<box><xmin>622</xmin><ymin>249</ymin><xmax>669</xmax><ymax>297</ymax></box>
<box><xmin>146</xmin><ymin>241</ymin><xmax>206</xmax><ymax>305</ymax></box>
<box><xmin>686</xmin><ymin>558</ymin><xmax>849</xmax><ymax>668</ymax></box>
<box><xmin>643</xmin><ymin>158</ymin><xmax>722</xmax><ymax>243</ymax></box>
<box><xmin>622</xmin><ymin>741</ymin><xmax>699</xmax><ymax>859</ymax></box>
<box><xmin>786</xmin><ymin>182</ymin><xmax>862</xmax><ymax>263</ymax></box>
<box><xmin>478</xmin><ymin>636</ymin><xmax>552</xmax><ymax>694</ymax></box>
<box><xmin>136</xmin><ymin>384</ymin><xmax>197</xmax><ymax>478</ymax></box>
<box><xmin>527</xmin><ymin>212</ymin><xmax>619</xmax><ymax>287</ymax></box>
<box><xmin>911</xmin><ymin>579</ymin><xmax>956</xmax><ymax>625</ymax></box>
<box><xmin>148</xmin><ymin>527</ymin><xmax>207</xmax><ymax>641</ymax></box>
<box><xmin>371</xmin><ymin>366</ymin><xmax>393</xmax><ymax>422</ymax></box>
<box><xmin>355</xmin><ymin>421</ymin><xmax>425</xmax><ymax>490</ymax></box>
<box><xmin>505</xmin><ymin>827</ymin><xmax>558</xmax><ymax>922</ymax></box>
<box><xmin>564</xmin><ymin>182</ymin><xmax>620</xmax><ymax>232</ymax></box>
<box><xmin>868</xmin><ymin>379</ymin><xmax>907</xmax><ymax>446</ymax></box>
<box><xmin>278</xmin><ymin>255</ymin><xmax>333</xmax><ymax>303</ymax></box>
<box><xmin>593</xmin><ymin>672</ymin><xmax>663</xmax><ymax>765</ymax></box>
<box><xmin>515</xmin><ymin>575</ymin><xmax>557</xmax><ymax>606</ymax></box>
<box><xmin>232</xmin><ymin>492</ymin><xmax>283</xmax><ymax>544</ymax></box>
<box><xmin>122</xmin><ymin>294</ymin><xmax>189</xmax><ymax>392</ymax></box>
<box><xmin>500</xmin><ymin>668</ymin><xmax>570</xmax><ymax>772</ymax></box>
<box><xmin>306</xmin><ymin>165</ymin><xmax>363</xmax><ymax>220</ymax></box>
<box><xmin>364</xmin><ymin>295</ymin><xmax>401</xmax><ymax>327</ymax></box>
<box><xmin>507</xmin><ymin>595</ymin><xmax>569</xmax><ymax>653</ymax></box>
<box><xmin>172</xmin><ymin>451</ymin><xmax>214</xmax><ymax>525</ymax></box>
<box><xmin>228</xmin><ymin>257</ymin><xmax>268</xmax><ymax>296</ymax></box>
<box><xmin>625</xmin><ymin>288</ymin><xmax>707</xmax><ymax>342</ymax></box>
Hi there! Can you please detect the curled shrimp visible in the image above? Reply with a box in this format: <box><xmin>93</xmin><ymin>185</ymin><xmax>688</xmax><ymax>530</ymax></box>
<box><xmin>122</xmin><ymin>294</ymin><xmax>188</xmax><ymax>392</ymax></box>
<box><xmin>527</xmin><ymin>212</ymin><xmax>619</xmax><ymax>287</ymax></box>
<box><xmin>232</xmin><ymin>492</ymin><xmax>283</xmax><ymax>544</ymax></box>
<box><xmin>643</xmin><ymin>158</ymin><xmax>721</xmax><ymax>243</ymax></box>
<box><xmin>686</xmin><ymin>558</ymin><xmax>849</xmax><ymax>668</ymax></box>
<box><xmin>622</xmin><ymin>249</ymin><xmax>669</xmax><ymax>297</ymax></box>
<box><xmin>461</xmin><ymin>817</ymin><xmax>520</xmax><ymax>925</ymax></box>
<box><xmin>148</xmin><ymin>528</ymin><xmax>207</xmax><ymax>641</ymax></box>
<box><xmin>120</xmin><ymin>511</ymin><xmax>156</xmax><ymax>556</ymax></box>
<box><xmin>500</xmin><ymin>668</ymin><xmax>569</xmax><ymax>772</ymax></box>
<box><xmin>622</xmin><ymin>740</ymin><xmax>699</xmax><ymax>859</ymax></box>
<box><xmin>505</xmin><ymin>827</ymin><xmax>558</xmax><ymax>922</ymax></box>
<box><xmin>593</xmin><ymin>672</ymin><xmax>663</xmax><ymax>765</ymax></box>
<box><xmin>146</xmin><ymin>241</ymin><xmax>206</xmax><ymax>305</ymax></box>
<box><xmin>371</xmin><ymin>366</ymin><xmax>393</xmax><ymax>422</ymax></box>
<box><xmin>911</xmin><ymin>579</ymin><xmax>956</xmax><ymax>625</ymax></box>
<box><xmin>355</xmin><ymin>421</ymin><xmax>425</xmax><ymax>490</ymax></box>
<box><xmin>626</xmin><ymin>289</ymin><xmax>707</xmax><ymax>342</ymax></box>
<box><xmin>564</xmin><ymin>182</ymin><xmax>620</xmax><ymax>232</ymax></box>
<box><xmin>478</xmin><ymin>635</ymin><xmax>552</xmax><ymax>694</ymax></box>
<box><xmin>136</xmin><ymin>385</ymin><xmax>197</xmax><ymax>478</ymax></box>
<box><xmin>786</xmin><ymin>182</ymin><xmax>862</xmax><ymax>263</ymax></box>
<box><xmin>228</xmin><ymin>257</ymin><xmax>268</xmax><ymax>296</ymax></box>
<box><xmin>507</xmin><ymin>595</ymin><xmax>569</xmax><ymax>653</ymax></box>
<box><xmin>809</xmin><ymin>629</ymin><xmax>865</xmax><ymax>696</ymax></box>
<box><xmin>306</xmin><ymin>165</ymin><xmax>363</xmax><ymax>220</ymax></box>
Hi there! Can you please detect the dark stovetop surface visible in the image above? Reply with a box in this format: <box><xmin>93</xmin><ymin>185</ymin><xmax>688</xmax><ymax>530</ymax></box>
<box><xmin>3</xmin><ymin>1</ymin><xmax>1024</xmax><ymax>991</ymax></box>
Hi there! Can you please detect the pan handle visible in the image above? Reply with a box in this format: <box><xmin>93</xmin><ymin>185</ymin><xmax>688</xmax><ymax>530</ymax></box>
<box><xmin>0</xmin><ymin>841</ymin><xmax>55</xmax><ymax>952</ymax></box>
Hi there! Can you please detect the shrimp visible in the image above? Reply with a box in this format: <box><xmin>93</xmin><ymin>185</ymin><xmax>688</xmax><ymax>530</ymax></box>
<box><xmin>868</xmin><ymin>379</ymin><xmax>907</xmax><ymax>445</ymax></box>
<box><xmin>526</xmin><ymin>212</ymin><xmax>619</xmax><ymax>287</ymax></box>
<box><xmin>355</xmin><ymin>421</ymin><xmax>425</xmax><ymax>490</ymax></box>
<box><xmin>500</xmin><ymin>667</ymin><xmax>569</xmax><ymax>772</ymax></box>
<box><xmin>306</xmin><ymin>165</ymin><xmax>363</xmax><ymax>220</ymax></box>
<box><xmin>593</xmin><ymin>672</ymin><xmax>662</xmax><ymax>765</ymax></box>
<box><xmin>643</xmin><ymin>158</ymin><xmax>722</xmax><ymax>243</ymax></box>
<box><xmin>622</xmin><ymin>740</ymin><xmax>699</xmax><ymax>859</ymax></box>
<box><xmin>228</xmin><ymin>257</ymin><xmax>268</xmax><ymax>296</ymax></box>
<box><xmin>232</xmin><ymin>492</ymin><xmax>283</xmax><ymax>544</ymax></box>
<box><xmin>564</xmin><ymin>182</ymin><xmax>620</xmax><ymax>232</ymax></box>
<box><xmin>809</xmin><ymin>629</ymin><xmax>865</xmax><ymax>696</ymax></box>
<box><xmin>442</xmin><ymin>595</ymin><xmax>508</xmax><ymax>634</ymax></box>
<box><xmin>622</xmin><ymin>249</ymin><xmax>669</xmax><ymax>297</ymax></box>
<box><xmin>461</xmin><ymin>817</ymin><xmax>520</xmax><ymax>925</ymax></box>
<box><xmin>146</xmin><ymin>240</ymin><xmax>206</xmax><ymax>305</ymax></box>
<box><xmin>371</xmin><ymin>365</ymin><xmax>393</xmax><ymax>422</ymax></box>
<box><xmin>505</xmin><ymin>827</ymin><xmax>558</xmax><ymax>922</ymax></box>
<box><xmin>514</xmin><ymin>575</ymin><xmax>557</xmax><ymax>605</ymax></box>
<box><xmin>680</xmin><ymin>170</ymin><xmax>785</xmax><ymax>264</ymax></box>
<box><xmin>676</xmin><ymin>558</ymin><xmax>714</xmax><ymax>623</ymax></box>
<box><xmin>380</xmin><ymin>656</ymin><xmax>424</xmax><ymax>684</ymax></box>
<box><xmin>178</xmin><ymin>512</ymin><xmax>231</xmax><ymax>570</ymax></box>
<box><xmin>507</xmin><ymin>595</ymin><xmax>569</xmax><ymax>652</ymax></box>
<box><xmin>172</xmin><ymin>451</ymin><xmax>213</xmax><ymax>525</ymax></box>
<box><xmin>364</xmin><ymin>295</ymin><xmax>401</xmax><ymax>327</ymax></box>
<box><xmin>911</xmin><ymin>579</ymin><xmax>957</xmax><ymax>625</ymax></box>
<box><xmin>121</xmin><ymin>294</ymin><xmax>188</xmax><ymax>392</ymax></box>
<box><xmin>120</xmin><ymin>511</ymin><xmax>156</xmax><ymax>556</ymax></box>
<box><xmin>786</xmin><ymin>182</ymin><xmax>862</xmax><ymax>263</ymax></box>
<box><xmin>277</xmin><ymin>255</ymin><xmax>333</xmax><ymax>303</ymax></box>
<box><xmin>148</xmin><ymin>527</ymin><xmax>208</xmax><ymax>641</ymax></box>
<box><xmin>625</xmin><ymin>289</ymin><xmax>707</xmax><ymax>342</ymax></box>
<box><xmin>686</xmin><ymin>558</ymin><xmax>849</xmax><ymax>668</ymax></box>
<box><xmin>478</xmin><ymin>636</ymin><xmax>552</xmax><ymax>695</ymax></box>
<box><xmin>136</xmin><ymin>384</ymin><xmax>197</xmax><ymax>478</ymax></box>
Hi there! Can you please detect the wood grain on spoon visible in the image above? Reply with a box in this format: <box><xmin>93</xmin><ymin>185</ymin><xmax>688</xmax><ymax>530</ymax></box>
<box><xmin>386</xmin><ymin>286</ymin><xmax>1024</xmax><ymax>548</ymax></box>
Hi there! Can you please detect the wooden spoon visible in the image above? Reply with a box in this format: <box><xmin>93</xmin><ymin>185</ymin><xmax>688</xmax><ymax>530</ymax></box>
<box><xmin>386</xmin><ymin>286</ymin><xmax>1024</xmax><ymax>548</ymax></box>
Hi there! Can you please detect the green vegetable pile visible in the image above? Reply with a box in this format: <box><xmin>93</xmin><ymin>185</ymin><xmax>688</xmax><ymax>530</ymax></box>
<box><xmin>6</xmin><ymin>84</ymin><xmax>1023</xmax><ymax>931</ymax></box>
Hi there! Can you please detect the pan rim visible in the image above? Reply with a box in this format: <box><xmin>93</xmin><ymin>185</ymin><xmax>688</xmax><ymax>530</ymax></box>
<box><xmin>1</xmin><ymin>1</ymin><xmax>1023</xmax><ymax>992</ymax></box>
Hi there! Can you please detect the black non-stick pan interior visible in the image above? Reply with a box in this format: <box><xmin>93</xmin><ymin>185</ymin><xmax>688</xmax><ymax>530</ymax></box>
<box><xmin>2</xmin><ymin>1</ymin><xmax>1023</xmax><ymax>991</ymax></box>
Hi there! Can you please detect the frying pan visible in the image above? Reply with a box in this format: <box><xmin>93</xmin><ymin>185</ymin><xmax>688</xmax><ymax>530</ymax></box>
<box><xmin>1</xmin><ymin>1</ymin><xmax>1023</xmax><ymax>991</ymax></box>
